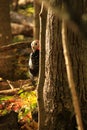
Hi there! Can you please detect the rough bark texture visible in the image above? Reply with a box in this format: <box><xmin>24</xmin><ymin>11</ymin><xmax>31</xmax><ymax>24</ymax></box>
<box><xmin>0</xmin><ymin>0</ymin><xmax>12</xmax><ymax>45</ymax></box>
<box><xmin>37</xmin><ymin>2</ymin><xmax>47</xmax><ymax>130</ymax></box>
<box><xmin>43</xmin><ymin>0</ymin><xmax>87</xmax><ymax>130</ymax></box>
<box><xmin>44</xmin><ymin>8</ymin><xmax>72</xmax><ymax>130</ymax></box>
<box><xmin>66</xmin><ymin>2</ymin><xmax>87</xmax><ymax>126</ymax></box>
<box><xmin>62</xmin><ymin>19</ymin><xmax>84</xmax><ymax>130</ymax></box>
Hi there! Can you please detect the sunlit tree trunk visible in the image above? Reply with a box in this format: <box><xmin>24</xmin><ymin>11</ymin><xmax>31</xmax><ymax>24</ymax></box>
<box><xmin>37</xmin><ymin>1</ymin><xmax>47</xmax><ymax>130</ymax></box>
<box><xmin>0</xmin><ymin>0</ymin><xmax>12</xmax><ymax>45</ymax></box>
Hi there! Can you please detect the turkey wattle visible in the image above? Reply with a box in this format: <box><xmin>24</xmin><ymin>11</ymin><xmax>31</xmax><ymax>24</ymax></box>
<box><xmin>29</xmin><ymin>40</ymin><xmax>39</xmax><ymax>81</ymax></box>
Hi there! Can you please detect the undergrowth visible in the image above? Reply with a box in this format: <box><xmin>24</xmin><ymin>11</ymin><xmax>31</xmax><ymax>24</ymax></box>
<box><xmin>0</xmin><ymin>90</ymin><xmax>37</xmax><ymax>122</ymax></box>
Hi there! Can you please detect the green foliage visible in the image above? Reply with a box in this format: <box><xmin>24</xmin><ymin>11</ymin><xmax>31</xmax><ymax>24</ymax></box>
<box><xmin>0</xmin><ymin>91</ymin><xmax>37</xmax><ymax>122</ymax></box>
<box><xmin>0</xmin><ymin>96</ymin><xmax>12</xmax><ymax>102</ymax></box>
<box><xmin>12</xmin><ymin>35</ymin><xmax>25</xmax><ymax>43</ymax></box>
<box><xmin>18</xmin><ymin>4</ymin><xmax>34</xmax><ymax>16</ymax></box>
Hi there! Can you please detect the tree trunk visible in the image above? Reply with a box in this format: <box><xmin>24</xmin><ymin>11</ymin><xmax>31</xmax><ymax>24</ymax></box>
<box><xmin>34</xmin><ymin>0</ymin><xmax>41</xmax><ymax>39</ymax></box>
<box><xmin>0</xmin><ymin>0</ymin><xmax>12</xmax><ymax>45</ymax></box>
<box><xmin>43</xmin><ymin>0</ymin><xmax>87</xmax><ymax>130</ymax></box>
<box><xmin>44</xmin><ymin>7</ymin><xmax>70</xmax><ymax>130</ymax></box>
<box><xmin>62</xmin><ymin>19</ymin><xmax>83</xmax><ymax>130</ymax></box>
<box><xmin>37</xmin><ymin>1</ymin><xmax>47</xmax><ymax>130</ymax></box>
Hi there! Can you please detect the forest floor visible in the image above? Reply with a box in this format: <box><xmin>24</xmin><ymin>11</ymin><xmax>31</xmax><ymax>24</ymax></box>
<box><xmin>0</xmin><ymin>79</ymin><xmax>38</xmax><ymax>130</ymax></box>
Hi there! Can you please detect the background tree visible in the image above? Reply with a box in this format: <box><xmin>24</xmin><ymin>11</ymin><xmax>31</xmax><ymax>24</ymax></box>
<box><xmin>34</xmin><ymin>0</ymin><xmax>41</xmax><ymax>39</ymax></box>
<box><xmin>40</xmin><ymin>0</ymin><xmax>87</xmax><ymax>130</ymax></box>
<box><xmin>0</xmin><ymin>0</ymin><xmax>12</xmax><ymax>45</ymax></box>
<box><xmin>0</xmin><ymin>0</ymin><xmax>14</xmax><ymax>80</ymax></box>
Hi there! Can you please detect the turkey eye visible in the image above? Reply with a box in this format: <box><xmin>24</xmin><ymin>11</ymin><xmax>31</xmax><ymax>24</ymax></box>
<box><xmin>35</xmin><ymin>43</ymin><xmax>37</xmax><ymax>45</ymax></box>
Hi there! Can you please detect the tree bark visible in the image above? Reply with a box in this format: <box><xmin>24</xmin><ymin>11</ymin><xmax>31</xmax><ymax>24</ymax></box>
<box><xmin>0</xmin><ymin>0</ymin><xmax>12</xmax><ymax>45</ymax></box>
<box><xmin>44</xmin><ymin>6</ymin><xmax>70</xmax><ymax>130</ymax></box>
<box><xmin>43</xmin><ymin>0</ymin><xmax>87</xmax><ymax>130</ymax></box>
<box><xmin>61</xmin><ymin>18</ymin><xmax>84</xmax><ymax>130</ymax></box>
<box><xmin>37</xmin><ymin>1</ymin><xmax>47</xmax><ymax>130</ymax></box>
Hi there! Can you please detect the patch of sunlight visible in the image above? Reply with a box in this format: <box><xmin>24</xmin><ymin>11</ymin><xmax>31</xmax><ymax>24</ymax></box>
<box><xmin>13</xmin><ymin>35</ymin><xmax>25</xmax><ymax>43</ymax></box>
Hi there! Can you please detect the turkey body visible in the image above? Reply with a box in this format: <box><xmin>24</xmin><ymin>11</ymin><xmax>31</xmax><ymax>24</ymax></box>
<box><xmin>29</xmin><ymin>49</ymin><xmax>39</xmax><ymax>78</ymax></box>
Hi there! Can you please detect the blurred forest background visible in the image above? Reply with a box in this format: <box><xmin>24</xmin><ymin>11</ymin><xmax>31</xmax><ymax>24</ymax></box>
<box><xmin>0</xmin><ymin>0</ymin><xmax>34</xmax><ymax>81</ymax></box>
<box><xmin>0</xmin><ymin>0</ymin><xmax>39</xmax><ymax>130</ymax></box>
<box><xmin>0</xmin><ymin>0</ymin><xmax>87</xmax><ymax>130</ymax></box>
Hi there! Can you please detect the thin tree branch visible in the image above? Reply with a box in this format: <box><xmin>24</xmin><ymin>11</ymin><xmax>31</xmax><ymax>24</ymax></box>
<box><xmin>6</xmin><ymin>80</ymin><xmax>14</xmax><ymax>89</ymax></box>
<box><xmin>0</xmin><ymin>86</ymin><xmax>35</xmax><ymax>96</ymax></box>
